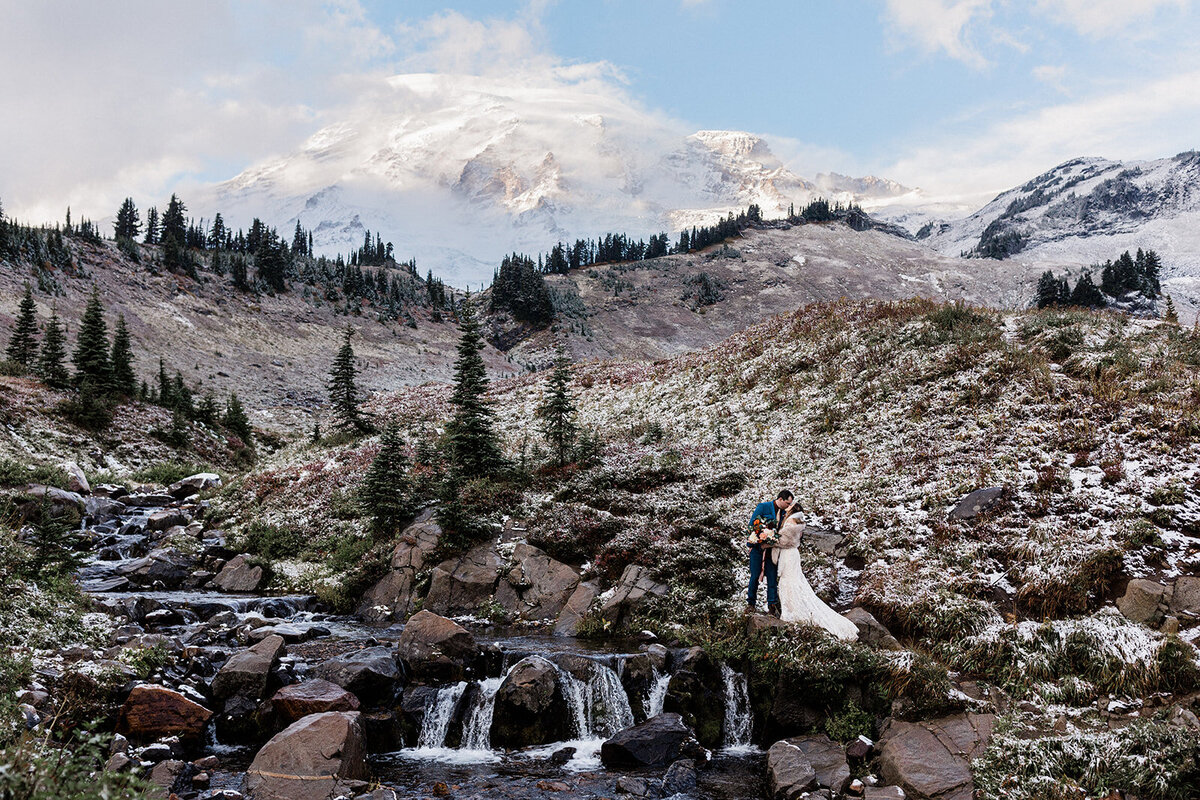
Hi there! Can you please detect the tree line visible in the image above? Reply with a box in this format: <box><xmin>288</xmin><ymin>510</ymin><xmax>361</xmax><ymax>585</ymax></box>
<box><xmin>1035</xmin><ymin>249</ymin><xmax>1165</xmax><ymax>312</ymax></box>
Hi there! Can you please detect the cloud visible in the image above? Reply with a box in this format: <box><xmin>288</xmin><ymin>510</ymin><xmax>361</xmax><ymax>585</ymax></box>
<box><xmin>1032</xmin><ymin>64</ymin><xmax>1069</xmax><ymax>92</ymax></box>
<box><xmin>881</xmin><ymin>0</ymin><xmax>994</xmax><ymax>67</ymax></box>
<box><xmin>1035</xmin><ymin>0</ymin><xmax>1190</xmax><ymax>36</ymax></box>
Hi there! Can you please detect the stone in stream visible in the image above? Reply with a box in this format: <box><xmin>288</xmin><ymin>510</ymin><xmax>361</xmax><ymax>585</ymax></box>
<box><xmin>246</xmin><ymin>711</ymin><xmax>369</xmax><ymax>800</ymax></box>
<box><xmin>84</xmin><ymin>496</ymin><xmax>124</xmax><ymax>524</ymax></box>
<box><xmin>21</xmin><ymin>485</ymin><xmax>84</xmax><ymax>516</ymax></box>
<box><xmin>662</xmin><ymin>758</ymin><xmax>698</xmax><ymax>794</ymax></box>
<box><xmin>211</xmin><ymin>635</ymin><xmax>286</xmax><ymax>701</ymax></box>
<box><xmin>600</xmin><ymin>712</ymin><xmax>703</xmax><ymax>768</ymax></box>
<box><xmin>168</xmin><ymin>472</ymin><xmax>222</xmax><ymax>498</ymax></box>
<box><xmin>395</xmin><ymin>610</ymin><xmax>480</xmax><ymax>683</ymax></box>
<box><xmin>767</xmin><ymin>739</ymin><xmax>818</xmax><ymax>799</ymax></box>
<box><xmin>117</xmin><ymin>547</ymin><xmax>196</xmax><ymax>588</ymax></box>
<box><xmin>271</xmin><ymin>679</ymin><xmax>360</xmax><ymax>724</ymax></box>
<box><xmin>662</xmin><ymin>647</ymin><xmax>726</xmax><ymax>750</ymax></box>
<box><xmin>211</xmin><ymin>554</ymin><xmax>264</xmax><ymax>592</ymax></box>
<box><xmin>357</xmin><ymin>512</ymin><xmax>442</xmax><ymax>624</ymax></box>
<box><xmin>599</xmin><ymin>565</ymin><xmax>668</xmax><ymax>626</ymax></box>
<box><xmin>490</xmin><ymin>655</ymin><xmax>570</xmax><ymax>749</ymax></box>
<box><xmin>877</xmin><ymin>712</ymin><xmax>995</xmax><ymax>800</ymax></box>
<box><xmin>147</xmin><ymin>509</ymin><xmax>189</xmax><ymax>531</ymax></box>
<box><xmin>493</xmin><ymin>542</ymin><xmax>581</xmax><ymax>621</ymax></box>
<box><xmin>312</xmin><ymin>647</ymin><xmax>401</xmax><ymax>705</ymax></box>
<box><xmin>148</xmin><ymin>759</ymin><xmax>189</xmax><ymax>795</ymax></box>
<box><xmin>423</xmin><ymin>543</ymin><xmax>503</xmax><ymax>617</ymax></box>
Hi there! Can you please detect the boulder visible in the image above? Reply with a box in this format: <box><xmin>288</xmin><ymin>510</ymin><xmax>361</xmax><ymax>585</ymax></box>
<box><xmin>554</xmin><ymin>580</ymin><xmax>600</xmax><ymax>636</ymax></box>
<box><xmin>168</xmin><ymin>472</ymin><xmax>222</xmax><ymax>498</ymax></box>
<box><xmin>117</xmin><ymin>548</ymin><xmax>196</xmax><ymax>588</ymax></box>
<box><xmin>662</xmin><ymin>758</ymin><xmax>698</xmax><ymax>795</ymax></box>
<box><xmin>1169</xmin><ymin>576</ymin><xmax>1200</xmax><ymax>617</ymax></box>
<box><xmin>878</xmin><ymin>713</ymin><xmax>994</xmax><ymax>800</ymax></box>
<box><xmin>844</xmin><ymin>607</ymin><xmax>902</xmax><ymax>650</ymax></box>
<box><xmin>1116</xmin><ymin>579</ymin><xmax>1167</xmax><ymax>624</ymax></box>
<box><xmin>787</xmin><ymin>735</ymin><xmax>850</xmax><ymax>793</ymax></box>
<box><xmin>312</xmin><ymin>647</ymin><xmax>401</xmax><ymax>705</ymax></box>
<box><xmin>271</xmin><ymin>680</ymin><xmax>360</xmax><ymax>724</ymax></box>
<box><xmin>396</xmin><ymin>610</ymin><xmax>480</xmax><ymax>683</ymax></box>
<box><xmin>767</xmin><ymin>739</ymin><xmax>818</xmax><ymax>799</ymax></box>
<box><xmin>600</xmin><ymin>565</ymin><xmax>669</xmax><ymax>626</ymax></box>
<box><xmin>490</xmin><ymin>656</ymin><xmax>569</xmax><ymax>748</ymax></box>
<box><xmin>423</xmin><ymin>543</ymin><xmax>502</xmax><ymax>617</ymax></box>
<box><xmin>601</xmin><ymin>713</ymin><xmax>700</xmax><ymax>768</ymax></box>
<box><xmin>211</xmin><ymin>634</ymin><xmax>286</xmax><ymax>700</ymax></box>
<box><xmin>493</xmin><ymin>543</ymin><xmax>580</xmax><ymax>621</ymax></box>
<box><xmin>662</xmin><ymin>647</ymin><xmax>725</xmax><ymax>750</ymax></box>
<box><xmin>116</xmin><ymin>684</ymin><xmax>212</xmax><ymax>741</ymax></box>
<box><xmin>862</xmin><ymin>788</ymin><xmax>908</xmax><ymax>800</ymax></box>
<box><xmin>84</xmin><ymin>496</ymin><xmax>124</xmax><ymax>524</ymax></box>
<box><xmin>60</xmin><ymin>461</ymin><xmax>90</xmax><ymax>495</ymax></box>
<box><xmin>948</xmin><ymin>487</ymin><xmax>1003</xmax><ymax>520</ymax></box>
<box><xmin>148</xmin><ymin>759</ymin><xmax>188</xmax><ymax>795</ymax></box>
<box><xmin>147</xmin><ymin>509</ymin><xmax>189</xmax><ymax>532</ymax></box>
<box><xmin>357</xmin><ymin>513</ymin><xmax>442</xmax><ymax>624</ymax></box>
<box><xmin>211</xmin><ymin>555</ymin><xmax>264</xmax><ymax>593</ymax></box>
<box><xmin>23</xmin><ymin>485</ymin><xmax>84</xmax><ymax>515</ymax></box>
<box><xmin>746</xmin><ymin>611</ymin><xmax>788</xmax><ymax>636</ymax></box>
<box><xmin>245</xmin><ymin>712</ymin><xmax>369</xmax><ymax>800</ymax></box>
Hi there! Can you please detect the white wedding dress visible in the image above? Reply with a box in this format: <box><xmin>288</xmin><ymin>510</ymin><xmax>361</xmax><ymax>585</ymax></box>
<box><xmin>773</xmin><ymin>522</ymin><xmax>859</xmax><ymax>641</ymax></box>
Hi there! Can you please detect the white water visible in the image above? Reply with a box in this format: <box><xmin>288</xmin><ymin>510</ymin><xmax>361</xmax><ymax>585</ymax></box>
<box><xmin>721</xmin><ymin>664</ymin><xmax>753</xmax><ymax>749</ymax></box>
<box><xmin>417</xmin><ymin>682</ymin><xmax>467</xmax><ymax>748</ymax></box>
<box><xmin>460</xmin><ymin>677</ymin><xmax>503</xmax><ymax>751</ymax></box>
<box><xmin>647</xmin><ymin>668</ymin><xmax>671</xmax><ymax>717</ymax></box>
<box><xmin>558</xmin><ymin>661</ymin><xmax>635</xmax><ymax>739</ymax></box>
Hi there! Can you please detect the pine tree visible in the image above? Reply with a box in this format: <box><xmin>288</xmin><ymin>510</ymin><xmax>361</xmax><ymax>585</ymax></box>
<box><xmin>143</xmin><ymin>206</ymin><xmax>160</xmax><ymax>245</ymax></box>
<box><xmin>359</xmin><ymin>422</ymin><xmax>414</xmax><ymax>537</ymax></box>
<box><xmin>5</xmin><ymin>283</ymin><xmax>38</xmax><ymax>368</ymax></box>
<box><xmin>535</xmin><ymin>352</ymin><xmax>578</xmax><ymax>467</ymax></box>
<box><xmin>208</xmin><ymin>213</ymin><xmax>227</xmax><ymax>250</ymax></box>
<box><xmin>445</xmin><ymin>296</ymin><xmax>504</xmax><ymax>479</ymax></box>
<box><xmin>22</xmin><ymin>499</ymin><xmax>88</xmax><ymax>580</ymax></box>
<box><xmin>37</xmin><ymin>307</ymin><xmax>69</xmax><ymax>388</ymax></box>
<box><xmin>197</xmin><ymin>391</ymin><xmax>219</xmax><ymax>426</ymax></box>
<box><xmin>327</xmin><ymin>325</ymin><xmax>369</xmax><ymax>434</ymax></box>
<box><xmin>161</xmin><ymin>194</ymin><xmax>189</xmax><ymax>272</ymax></box>
<box><xmin>1035</xmin><ymin>271</ymin><xmax>1060</xmax><ymax>309</ymax></box>
<box><xmin>1069</xmin><ymin>272</ymin><xmax>1106</xmax><ymax>309</ymax></box>
<box><xmin>108</xmin><ymin>314</ymin><xmax>136</xmax><ymax>396</ymax></box>
<box><xmin>1163</xmin><ymin>295</ymin><xmax>1179</xmax><ymax>324</ymax></box>
<box><xmin>114</xmin><ymin>198</ymin><xmax>141</xmax><ymax>240</ymax></box>
<box><xmin>223</xmin><ymin>392</ymin><xmax>252</xmax><ymax>443</ymax></box>
<box><xmin>72</xmin><ymin>287</ymin><xmax>110</xmax><ymax>387</ymax></box>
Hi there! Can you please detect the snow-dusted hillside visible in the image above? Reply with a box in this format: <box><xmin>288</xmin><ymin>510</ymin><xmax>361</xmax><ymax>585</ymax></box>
<box><xmin>199</xmin><ymin>72</ymin><xmax>910</xmax><ymax>286</ymax></box>
<box><xmin>922</xmin><ymin>152</ymin><xmax>1200</xmax><ymax>314</ymax></box>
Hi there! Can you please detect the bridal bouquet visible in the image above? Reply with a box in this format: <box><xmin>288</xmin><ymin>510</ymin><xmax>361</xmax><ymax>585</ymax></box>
<box><xmin>747</xmin><ymin>517</ymin><xmax>781</xmax><ymax>547</ymax></box>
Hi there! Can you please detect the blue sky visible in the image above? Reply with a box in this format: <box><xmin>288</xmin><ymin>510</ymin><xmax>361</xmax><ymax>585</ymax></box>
<box><xmin>2</xmin><ymin>0</ymin><xmax>1199</xmax><ymax>220</ymax></box>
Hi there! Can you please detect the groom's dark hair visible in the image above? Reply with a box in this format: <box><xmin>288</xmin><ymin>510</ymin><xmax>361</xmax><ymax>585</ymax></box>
<box><xmin>776</xmin><ymin>490</ymin><xmax>794</xmax><ymax>501</ymax></box>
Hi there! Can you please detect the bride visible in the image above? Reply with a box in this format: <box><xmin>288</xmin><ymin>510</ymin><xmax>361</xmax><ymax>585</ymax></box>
<box><xmin>771</xmin><ymin>507</ymin><xmax>859</xmax><ymax>641</ymax></box>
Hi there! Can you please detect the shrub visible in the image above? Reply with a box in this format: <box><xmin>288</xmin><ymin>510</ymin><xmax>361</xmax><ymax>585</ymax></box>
<box><xmin>56</xmin><ymin>390</ymin><xmax>114</xmax><ymax>432</ymax></box>
<box><xmin>122</xmin><ymin>643</ymin><xmax>171</xmax><ymax>680</ymax></box>
<box><xmin>238</xmin><ymin>521</ymin><xmax>306</xmax><ymax>560</ymax></box>
<box><xmin>131</xmin><ymin>461</ymin><xmax>211</xmax><ymax>487</ymax></box>
<box><xmin>824</xmin><ymin>700</ymin><xmax>875</xmax><ymax>742</ymax></box>
<box><xmin>0</xmin><ymin>460</ymin><xmax>68</xmax><ymax>489</ymax></box>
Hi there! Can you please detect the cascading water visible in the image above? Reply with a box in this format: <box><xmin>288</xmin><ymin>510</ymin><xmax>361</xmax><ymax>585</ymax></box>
<box><xmin>557</xmin><ymin>661</ymin><xmax>635</xmax><ymax>739</ymax></box>
<box><xmin>460</xmin><ymin>677</ymin><xmax>503</xmax><ymax>751</ymax></box>
<box><xmin>721</xmin><ymin>664</ymin><xmax>753</xmax><ymax>749</ymax></box>
<box><xmin>417</xmin><ymin>682</ymin><xmax>467</xmax><ymax>748</ymax></box>
<box><xmin>646</xmin><ymin>667</ymin><xmax>671</xmax><ymax>718</ymax></box>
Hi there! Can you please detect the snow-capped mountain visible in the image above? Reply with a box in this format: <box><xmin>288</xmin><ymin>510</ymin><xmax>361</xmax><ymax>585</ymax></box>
<box><xmin>200</xmin><ymin>72</ymin><xmax>911</xmax><ymax>286</ymax></box>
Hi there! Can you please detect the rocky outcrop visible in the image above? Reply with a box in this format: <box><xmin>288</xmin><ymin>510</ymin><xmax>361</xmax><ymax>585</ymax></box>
<box><xmin>117</xmin><ymin>547</ymin><xmax>196</xmax><ymax>588</ymax></box>
<box><xmin>1116</xmin><ymin>579</ymin><xmax>1167</xmax><ymax>625</ymax></box>
<box><xmin>147</xmin><ymin>509</ymin><xmax>189</xmax><ymax>532</ymax></box>
<box><xmin>23</xmin><ymin>485</ymin><xmax>84</xmax><ymax>516</ymax></box>
<box><xmin>246</xmin><ymin>712</ymin><xmax>369</xmax><ymax>800</ymax></box>
<box><xmin>490</xmin><ymin>656</ymin><xmax>569</xmax><ymax>748</ymax></box>
<box><xmin>272</xmin><ymin>680</ymin><xmax>361</xmax><ymax>724</ymax></box>
<box><xmin>396</xmin><ymin>610</ymin><xmax>481</xmax><ymax>683</ymax></box>
<box><xmin>600</xmin><ymin>713</ymin><xmax>702</xmax><ymax>768</ymax></box>
<box><xmin>844</xmin><ymin>607</ymin><xmax>902</xmax><ymax>650</ymax></box>
<box><xmin>424</xmin><ymin>543</ymin><xmax>502</xmax><ymax>617</ymax></box>
<box><xmin>168</xmin><ymin>472</ymin><xmax>221</xmax><ymax>498</ymax></box>
<box><xmin>357</xmin><ymin>513</ymin><xmax>442</xmax><ymax>624</ymax></box>
<box><xmin>116</xmin><ymin>684</ymin><xmax>212</xmax><ymax>741</ymax></box>
<box><xmin>877</xmin><ymin>713</ymin><xmax>994</xmax><ymax>800</ymax></box>
<box><xmin>949</xmin><ymin>487</ymin><xmax>1003</xmax><ymax>520</ymax></box>
<box><xmin>211</xmin><ymin>554</ymin><xmax>264</xmax><ymax>593</ymax></box>
<box><xmin>554</xmin><ymin>580</ymin><xmax>599</xmax><ymax>636</ymax></box>
<box><xmin>599</xmin><ymin>565</ymin><xmax>668</xmax><ymax>626</ymax></box>
<box><xmin>1169</xmin><ymin>576</ymin><xmax>1200</xmax><ymax>617</ymax></box>
<box><xmin>663</xmin><ymin>647</ymin><xmax>725</xmax><ymax>749</ymax></box>
<box><xmin>312</xmin><ymin>647</ymin><xmax>401</xmax><ymax>705</ymax></box>
<box><xmin>767</xmin><ymin>739</ymin><xmax>817</xmax><ymax>799</ymax></box>
<box><xmin>494</xmin><ymin>543</ymin><xmax>580</xmax><ymax>621</ymax></box>
<box><xmin>60</xmin><ymin>461</ymin><xmax>90</xmax><ymax>495</ymax></box>
<box><xmin>786</xmin><ymin>735</ymin><xmax>850</xmax><ymax>794</ymax></box>
<box><xmin>211</xmin><ymin>635</ymin><xmax>286</xmax><ymax>701</ymax></box>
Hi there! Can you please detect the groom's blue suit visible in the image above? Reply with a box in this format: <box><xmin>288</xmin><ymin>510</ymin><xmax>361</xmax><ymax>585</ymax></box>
<box><xmin>747</xmin><ymin>500</ymin><xmax>781</xmax><ymax>607</ymax></box>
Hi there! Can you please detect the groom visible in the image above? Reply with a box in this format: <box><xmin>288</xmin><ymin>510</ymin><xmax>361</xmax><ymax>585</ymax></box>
<box><xmin>746</xmin><ymin>490</ymin><xmax>793</xmax><ymax>616</ymax></box>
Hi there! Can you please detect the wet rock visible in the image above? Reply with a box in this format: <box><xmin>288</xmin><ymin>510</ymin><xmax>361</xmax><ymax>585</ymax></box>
<box><xmin>397</xmin><ymin>686</ymin><xmax>439</xmax><ymax>745</ymax></box>
<box><xmin>767</xmin><ymin>739</ymin><xmax>818</xmax><ymax>799</ymax></box>
<box><xmin>104</xmin><ymin>752</ymin><xmax>133</xmax><ymax>772</ymax></box>
<box><xmin>599</xmin><ymin>565</ymin><xmax>668</xmax><ymax>626</ymax></box>
<box><xmin>424</xmin><ymin>543</ymin><xmax>502</xmax><ymax>617</ymax></box>
<box><xmin>491</xmin><ymin>655</ymin><xmax>570</xmax><ymax>748</ymax></box>
<box><xmin>117</xmin><ymin>548</ymin><xmax>196</xmax><ymax>588</ymax></box>
<box><xmin>878</xmin><ymin>713</ymin><xmax>994</xmax><ymax>800</ymax></box>
<box><xmin>215</xmin><ymin>694</ymin><xmax>271</xmax><ymax>743</ymax></box>
<box><xmin>313</xmin><ymin>647</ymin><xmax>401</xmax><ymax>705</ymax></box>
<box><xmin>169</xmin><ymin>472</ymin><xmax>222</xmax><ymax>498</ymax></box>
<box><xmin>84</xmin><ymin>496</ymin><xmax>124</xmax><ymax>524</ymax></box>
<box><xmin>89</xmin><ymin>576</ymin><xmax>131</xmax><ymax>592</ymax></box>
<box><xmin>494</xmin><ymin>543</ymin><xmax>580</xmax><ymax>621</ymax></box>
<box><xmin>862</xmin><ymin>788</ymin><xmax>907</xmax><ymax>799</ymax></box>
<box><xmin>948</xmin><ymin>487</ymin><xmax>1003</xmax><ymax>520</ymax></box>
<box><xmin>357</xmin><ymin>513</ymin><xmax>442</xmax><ymax>624</ymax></box>
<box><xmin>766</xmin><ymin>669</ymin><xmax>824</xmax><ymax>741</ymax></box>
<box><xmin>616</xmin><ymin>775</ymin><xmax>653</xmax><ymax>796</ymax></box>
<box><xmin>117</xmin><ymin>684</ymin><xmax>213</xmax><ymax>742</ymax></box>
<box><xmin>1169</xmin><ymin>576</ymin><xmax>1200</xmax><ymax>616</ymax></box>
<box><xmin>147</xmin><ymin>509</ymin><xmax>189</xmax><ymax>532</ymax></box>
<box><xmin>396</xmin><ymin>610</ymin><xmax>480</xmax><ymax>683</ymax></box>
<box><xmin>271</xmin><ymin>679</ymin><xmax>360</xmax><ymax>724</ymax></box>
<box><xmin>211</xmin><ymin>555</ymin><xmax>264</xmax><ymax>593</ymax></box>
<box><xmin>554</xmin><ymin>580</ymin><xmax>599</xmax><ymax>637</ymax></box>
<box><xmin>548</xmin><ymin>746</ymin><xmax>576</xmax><ymax>765</ymax></box>
<box><xmin>1116</xmin><ymin>579</ymin><xmax>1167</xmax><ymax>625</ymax></box>
<box><xmin>123</xmin><ymin>492</ymin><xmax>175</xmax><ymax>507</ymax></box>
<box><xmin>844</xmin><ymin>607</ymin><xmax>902</xmax><ymax>650</ymax></box>
<box><xmin>60</xmin><ymin>461</ymin><xmax>90</xmax><ymax>494</ymax></box>
<box><xmin>601</xmin><ymin>713</ymin><xmax>700</xmax><ymax>768</ymax></box>
<box><xmin>663</xmin><ymin>647</ymin><xmax>725</xmax><ymax>749</ymax></box>
<box><xmin>149</xmin><ymin>759</ymin><xmax>188</xmax><ymax>794</ymax></box>
<box><xmin>663</xmin><ymin>758</ymin><xmax>698</xmax><ymax>794</ymax></box>
<box><xmin>139</xmin><ymin>742</ymin><xmax>175</xmax><ymax>763</ymax></box>
<box><xmin>620</xmin><ymin>654</ymin><xmax>657</xmax><ymax>721</ymax></box>
<box><xmin>788</xmin><ymin>735</ymin><xmax>850</xmax><ymax>793</ymax></box>
<box><xmin>246</xmin><ymin>711</ymin><xmax>369</xmax><ymax>800</ymax></box>
<box><xmin>211</xmin><ymin>635</ymin><xmax>286</xmax><ymax>701</ymax></box>
<box><xmin>23</xmin><ymin>485</ymin><xmax>84</xmax><ymax>515</ymax></box>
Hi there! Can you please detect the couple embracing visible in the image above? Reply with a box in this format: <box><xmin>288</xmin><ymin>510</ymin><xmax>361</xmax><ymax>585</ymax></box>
<box><xmin>746</xmin><ymin>490</ymin><xmax>858</xmax><ymax>641</ymax></box>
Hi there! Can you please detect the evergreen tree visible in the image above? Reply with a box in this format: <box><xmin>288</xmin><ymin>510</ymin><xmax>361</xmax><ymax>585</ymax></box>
<box><xmin>445</xmin><ymin>296</ymin><xmax>504</xmax><ymax>478</ymax></box>
<box><xmin>21</xmin><ymin>499</ymin><xmax>88</xmax><ymax>580</ymax></box>
<box><xmin>1069</xmin><ymin>272</ymin><xmax>1106</xmax><ymax>309</ymax></box>
<box><xmin>1163</xmin><ymin>295</ymin><xmax>1179</xmax><ymax>325</ymax></box>
<box><xmin>197</xmin><ymin>391</ymin><xmax>219</xmax><ymax>426</ymax></box>
<box><xmin>108</xmin><ymin>314</ymin><xmax>136</xmax><ymax>396</ymax></box>
<box><xmin>1141</xmin><ymin>249</ymin><xmax>1163</xmax><ymax>295</ymax></box>
<box><xmin>156</xmin><ymin>358</ymin><xmax>174</xmax><ymax>408</ymax></box>
<box><xmin>231</xmin><ymin>255</ymin><xmax>250</xmax><ymax>291</ymax></box>
<box><xmin>535</xmin><ymin>353</ymin><xmax>579</xmax><ymax>467</ymax></box>
<box><xmin>327</xmin><ymin>325</ymin><xmax>368</xmax><ymax>434</ymax></box>
<box><xmin>208</xmin><ymin>213</ymin><xmax>228</xmax><ymax>250</ymax></box>
<box><xmin>114</xmin><ymin>198</ymin><xmax>141</xmax><ymax>240</ymax></box>
<box><xmin>223</xmin><ymin>392</ymin><xmax>252</xmax><ymax>443</ymax></box>
<box><xmin>72</xmin><ymin>287</ymin><xmax>110</xmax><ymax>387</ymax></box>
<box><xmin>143</xmin><ymin>206</ymin><xmax>160</xmax><ymax>245</ymax></box>
<box><xmin>1035</xmin><ymin>271</ymin><xmax>1060</xmax><ymax>309</ymax></box>
<box><xmin>160</xmin><ymin>194</ymin><xmax>189</xmax><ymax>272</ymax></box>
<box><xmin>37</xmin><ymin>307</ymin><xmax>69</xmax><ymax>388</ymax></box>
<box><xmin>358</xmin><ymin>422</ymin><xmax>414</xmax><ymax>537</ymax></box>
<box><xmin>5</xmin><ymin>283</ymin><xmax>38</xmax><ymax>368</ymax></box>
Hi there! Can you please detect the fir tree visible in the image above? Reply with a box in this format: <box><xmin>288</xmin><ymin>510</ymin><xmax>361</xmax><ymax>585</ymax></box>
<box><xmin>328</xmin><ymin>325</ymin><xmax>369</xmax><ymax>434</ymax></box>
<box><xmin>160</xmin><ymin>194</ymin><xmax>189</xmax><ymax>272</ymax></box>
<box><xmin>143</xmin><ymin>206</ymin><xmax>160</xmax><ymax>245</ymax></box>
<box><xmin>358</xmin><ymin>422</ymin><xmax>414</xmax><ymax>537</ymax></box>
<box><xmin>1163</xmin><ymin>295</ymin><xmax>1179</xmax><ymax>324</ymax></box>
<box><xmin>21</xmin><ymin>499</ymin><xmax>87</xmax><ymax>580</ymax></box>
<box><xmin>445</xmin><ymin>296</ymin><xmax>504</xmax><ymax>478</ymax></box>
<box><xmin>535</xmin><ymin>352</ymin><xmax>578</xmax><ymax>467</ymax></box>
<box><xmin>72</xmin><ymin>287</ymin><xmax>110</xmax><ymax>387</ymax></box>
<box><xmin>114</xmin><ymin>198</ymin><xmax>141</xmax><ymax>240</ymax></box>
<box><xmin>1035</xmin><ymin>271</ymin><xmax>1060</xmax><ymax>309</ymax></box>
<box><xmin>197</xmin><ymin>391</ymin><xmax>219</xmax><ymax>426</ymax></box>
<box><xmin>1069</xmin><ymin>272</ymin><xmax>1106</xmax><ymax>309</ymax></box>
<box><xmin>108</xmin><ymin>314</ymin><xmax>136</xmax><ymax>396</ymax></box>
<box><xmin>5</xmin><ymin>283</ymin><xmax>38</xmax><ymax>368</ymax></box>
<box><xmin>223</xmin><ymin>392</ymin><xmax>252</xmax><ymax>443</ymax></box>
<box><xmin>37</xmin><ymin>307</ymin><xmax>69</xmax><ymax>388</ymax></box>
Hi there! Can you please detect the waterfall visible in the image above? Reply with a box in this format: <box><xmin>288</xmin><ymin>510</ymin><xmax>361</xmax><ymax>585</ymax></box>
<box><xmin>460</xmin><ymin>677</ymin><xmax>503</xmax><ymax>751</ymax></box>
<box><xmin>721</xmin><ymin>664</ymin><xmax>753</xmax><ymax>748</ymax></box>
<box><xmin>559</xmin><ymin>669</ymin><xmax>590</xmax><ymax>738</ymax></box>
<box><xmin>646</xmin><ymin>668</ymin><xmax>671</xmax><ymax>718</ymax></box>
<box><xmin>417</xmin><ymin>682</ymin><xmax>467</xmax><ymax>748</ymax></box>
<box><xmin>557</xmin><ymin>661</ymin><xmax>635</xmax><ymax>739</ymax></box>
